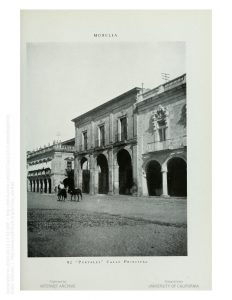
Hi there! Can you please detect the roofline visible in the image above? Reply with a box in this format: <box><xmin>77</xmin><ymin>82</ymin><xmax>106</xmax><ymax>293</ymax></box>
<box><xmin>71</xmin><ymin>87</ymin><xmax>141</xmax><ymax>123</ymax></box>
<box><xmin>61</xmin><ymin>138</ymin><xmax>75</xmax><ymax>145</ymax></box>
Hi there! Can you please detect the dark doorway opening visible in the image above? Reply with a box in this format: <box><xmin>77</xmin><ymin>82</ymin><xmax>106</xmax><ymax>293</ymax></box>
<box><xmin>48</xmin><ymin>178</ymin><xmax>52</xmax><ymax>193</ymax></box>
<box><xmin>44</xmin><ymin>178</ymin><xmax>47</xmax><ymax>193</ymax></box>
<box><xmin>167</xmin><ymin>157</ymin><xmax>187</xmax><ymax>197</ymax></box>
<box><xmin>97</xmin><ymin>154</ymin><xmax>109</xmax><ymax>194</ymax></box>
<box><xmin>117</xmin><ymin>149</ymin><xmax>133</xmax><ymax>195</ymax></box>
<box><xmin>81</xmin><ymin>157</ymin><xmax>90</xmax><ymax>193</ymax></box>
<box><xmin>146</xmin><ymin>160</ymin><xmax>162</xmax><ymax>196</ymax></box>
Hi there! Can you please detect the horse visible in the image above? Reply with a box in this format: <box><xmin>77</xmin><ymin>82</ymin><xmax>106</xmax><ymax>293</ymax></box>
<box><xmin>68</xmin><ymin>187</ymin><xmax>82</xmax><ymax>202</ymax></box>
<box><xmin>57</xmin><ymin>186</ymin><xmax>67</xmax><ymax>201</ymax></box>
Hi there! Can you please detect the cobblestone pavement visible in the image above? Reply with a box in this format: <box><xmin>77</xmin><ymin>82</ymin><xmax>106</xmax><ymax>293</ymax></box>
<box><xmin>27</xmin><ymin>192</ymin><xmax>187</xmax><ymax>257</ymax></box>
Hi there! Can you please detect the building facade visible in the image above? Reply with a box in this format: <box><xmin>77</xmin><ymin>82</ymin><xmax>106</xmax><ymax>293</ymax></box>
<box><xmin>72</xmin><ymin>74</ymin><xmax>186</xmax><ymax>197</ymax></box>
<box><xmin>137</xmin><ymin>74</ymin><xmax>187</xmax><ymax>197</ymax></box>
<box><xmin>72</xmin><ymin>88</ymin><xmax>141</xmax><ymax>195</ymax></box>
<box><xmin>27</xmin><ymin>139</ymin><xmax>75</xmax><ymax>193</ymax></box>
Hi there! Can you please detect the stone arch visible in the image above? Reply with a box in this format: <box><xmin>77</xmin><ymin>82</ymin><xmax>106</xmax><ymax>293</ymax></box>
<box><xmin>146</xmin><ymin>160</ymin><xmax>162</xmax><ymax>196</ymax></box>
<box><xmin>117</xmin><ymin>149</ymin><xmax>133</xmax><ymax>195</ymax></box>
<box><xmin>97</xmin><ymin>153</ymin><xmax>109</xmax><ymax>194</ymax></box>
<box><xmin>167</xmin><ymin>157</ymin><xmax>187</xmax><ymax>197</ymax></box>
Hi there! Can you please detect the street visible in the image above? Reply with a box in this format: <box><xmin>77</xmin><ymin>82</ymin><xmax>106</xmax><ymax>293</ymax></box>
<box><xmin>27</xmin><ymin>192</ymin><xmax>187</xmax><ymax>257</ymax></box>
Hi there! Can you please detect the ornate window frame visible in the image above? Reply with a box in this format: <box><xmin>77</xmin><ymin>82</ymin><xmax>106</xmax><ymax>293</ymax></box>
<box><xmin>152</xmin><ymin>105</ymin><xmax>169</xmax><ymax>142</ymax></box>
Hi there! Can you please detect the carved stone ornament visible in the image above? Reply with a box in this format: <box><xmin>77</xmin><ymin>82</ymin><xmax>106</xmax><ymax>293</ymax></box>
<box><xmin>152</xmin><ymin>105</ymin><xmax>169</xmax><ymax>130</ymax></box>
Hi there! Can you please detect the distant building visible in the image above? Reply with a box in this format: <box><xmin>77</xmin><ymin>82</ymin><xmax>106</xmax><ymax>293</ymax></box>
<box><xmin>27</xmin><ymin>138</ymin><xmax>75</xmax><ymax>193</ymax></box>
<box><xmin>72</xmin><ymin>74</ymin><xmax>187</xmax><ymax>197</ymax></box>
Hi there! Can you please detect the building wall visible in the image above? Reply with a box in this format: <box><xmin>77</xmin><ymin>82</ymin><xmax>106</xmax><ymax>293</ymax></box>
<box><xmin>73</xmin><ymin>90</ymin><xmax>139</xmax><ymax>195</ymax></box>
<box><xmin>137</xmin><ymin>79</ymin><xmax>187</xmax><ymax>197</ymax></box>
<box><xmin>27</xmin><ymin>143</ymin><xmax>75</xmax><ymax>193</ymax></box>
<box><xmin>75</xmin><ymin>102</ymin><xmax>136</xmax><ymax>151</ymax></box>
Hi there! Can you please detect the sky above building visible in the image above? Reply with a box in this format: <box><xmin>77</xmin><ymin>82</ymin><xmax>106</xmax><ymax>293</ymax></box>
<box><xmin>25</xmin><ymin>42</ymin><xmax>185</xmax><ymax>150</ymax></box>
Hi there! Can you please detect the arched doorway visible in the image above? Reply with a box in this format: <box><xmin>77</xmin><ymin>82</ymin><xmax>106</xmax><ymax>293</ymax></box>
<box><xmin>167</xmin><ymin>157</ymin><xmax>187</xmax><ymax>197</ymax></box>
<box><xmin>97</xmin><ymin>154</ymin><xmax>109</xmax><ymax>194</ymax></box>
<box><xmin>30</xmin><ymin>180</ymin><xmax>32</xmax><ymax>192</ymax></box>
<box><xmin>117</xmin><ymin>149</ymin><xmax>133</xmax><ymax>195</ymax></box>
<box><xmin>146</xmin><ymin>160</ymin><xmax>162</xmax><ymax>196</ymax></box>
<box><xmin>81</xmin><ymin>157</ymin><xmax>90</xmax><ymax>193</ymax></box>
<box><xmin>44</xmin><ymin>178</ymin><xmax>47</xmax><ymax>193</ymax></box>
<box><xmin>33</xmin><ymin>180</ymin><xmax>35</xmax><ymax>192</ymax></box>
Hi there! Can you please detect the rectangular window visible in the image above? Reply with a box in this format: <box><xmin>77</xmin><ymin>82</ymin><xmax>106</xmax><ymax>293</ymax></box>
<box><xmin>99</xmin><ymin>125</ymin><xmax>105</xmax><ymax>146</ymax></box>
<box><xmin>82</xmin><ymin>131</ymin><xmax>88</xmax><ymax>150</ymax></box>
<box><xmin>158</xmin><ymin>126</ymin><xmax>167</xmax><ymax>142</ymax></box>
<box><xmin>120</xmin><ymin>117</ymin><xmax>127</xmax><ymax>141</ymax></box>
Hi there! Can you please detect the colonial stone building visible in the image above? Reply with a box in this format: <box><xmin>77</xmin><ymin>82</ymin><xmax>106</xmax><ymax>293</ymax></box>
<box><xmin>72</xmin><ymin>74</ymin><xmax>187</xmax><ymax>197</ymax></box>
<box><xmin>137</xmin><ymin>74</ymin><xmax>187</xmax><ymax>197</ymax></box>
<box><xmin>72</xmin><ymin>88</ymin><xmax>141</xmax><ymax>195</ymax></box>
<box><xmin>27</xmin><ymin>138</ymin><xmax>75</xmax><ymax>193</ymax></box>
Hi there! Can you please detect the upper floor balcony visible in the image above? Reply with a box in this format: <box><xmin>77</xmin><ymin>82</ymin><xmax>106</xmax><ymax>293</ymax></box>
<box><xmin>144</xmin><ymin>135</ymin><xmax>187</xmax><ymax>154</ymax></box>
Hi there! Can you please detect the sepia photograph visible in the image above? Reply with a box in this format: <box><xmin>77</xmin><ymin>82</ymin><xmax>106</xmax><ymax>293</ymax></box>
<box><xmin>25</xmin><ymin>41</ymin><xmax>187</xmax><ymax>257</ymax></box>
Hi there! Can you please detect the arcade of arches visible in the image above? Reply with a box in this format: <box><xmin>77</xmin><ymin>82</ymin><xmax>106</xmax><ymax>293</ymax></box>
<box><xmin>146</xmin><ymin>157</ymin><xmax>187</xmax><ymax>197</ymax></box>
<box><xmin>75</xmin><ymin>148</ymin><xmax>135</xmax><ymax>196</ymax></box>
<box><xmin>28</xmin><ymin>176</ymin><xmax>52</xmax><ymax>194</ymax></box>
<box><xmin>75</xmin><ymin>151</ymin><xmax>187</xmax><ymax>198</ymax></box>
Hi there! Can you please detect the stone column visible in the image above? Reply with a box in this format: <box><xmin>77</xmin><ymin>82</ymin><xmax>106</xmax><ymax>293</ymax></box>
<box><xmin>46</xmin><ymin>179</ymin><xmax>49</xmax><ymax>193</ymax></box>
<box><xmin>89</xmin><ymin>154</ymin><xmax>95</xmax><ymax>195</ymax></box>
<box><xmin>141</xmin><ymin>168</ymin><xmax>148</xmax><ymax>196</ymax></box>
<box><xmin>74</xmin><ymin>155</ymin><xmax>79</xmax><ymax>188</ymax></box>
<box><xmin>108</xmin><ymin>149</ymin><xmax>114</xmax><ymax>194</ymax></box>
<box><xmin>132</xmin><ymin>145</ymin><xmax>138</xmax><ymax>187</ymax></box>
<box><xmin>161</xmin><ymin>166</ymin><xmax>169</xmax><ymax>197</ymax></box>
<box><xmin>93</xmin><ymin>167</ymin><xmax>99</xmax><ymax>194</ymax></box>
<box><xmin>35</xmin><ymin>180</ymin><xmax>38</xmax><ymax>193</ymax></box>
<box><xmin>78</xmin><ymin>169</ymin><xmax>83</xmax><ymax>190</ymax></box>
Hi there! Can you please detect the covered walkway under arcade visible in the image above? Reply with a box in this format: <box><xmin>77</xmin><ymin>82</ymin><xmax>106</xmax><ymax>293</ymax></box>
<box><xmin>28</xmin><ymin>169</ymin><xmax>53</xmax><ymax>194</ymax></box>
<box><xmin>144</xmin><ymin>156</ymin><xmax>187</xmax><ymax>198</ymax></box>
<box><xmin>74</xmin><ymin>146</ymin><xmax>137</xmax><ymax>196</ymax></box>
